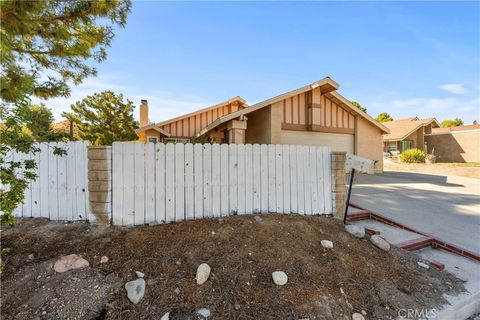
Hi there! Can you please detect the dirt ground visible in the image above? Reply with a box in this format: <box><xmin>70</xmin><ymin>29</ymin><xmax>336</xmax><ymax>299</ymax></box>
<box><xmin>384</xmin><ymin>159</ymin><xmax>480</xmax><ymax>179</ymax></box>
<box><xmin>1</xmin><ymin>214</ymin><xmax>465</xmax><ymax>320</ymax></box>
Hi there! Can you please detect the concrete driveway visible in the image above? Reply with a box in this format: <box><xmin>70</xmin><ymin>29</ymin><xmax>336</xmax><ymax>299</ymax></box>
<box><xmin>351</xmin><ymin>170</ymin><xmax>480</xmax><ymax>252</ymax></box>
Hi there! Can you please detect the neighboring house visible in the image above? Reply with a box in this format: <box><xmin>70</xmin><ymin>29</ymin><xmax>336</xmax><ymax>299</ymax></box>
<box><xmin>382</xmin><ymin>117</ymin><xmax>440</xmax><ymax>154</ymax></box>
<box><xmin>136</xmin><ymin>77</ymin><xmax>389</xmax><ymax>172</ymax></box>
<box><xmin>425</xmin><ymin>124</ymin><xmax>480</xmax><ymax>163</ymax></box>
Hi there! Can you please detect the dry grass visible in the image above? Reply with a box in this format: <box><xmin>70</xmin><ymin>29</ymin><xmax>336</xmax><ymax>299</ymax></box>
<box><xmin>384</xmin><ymin>160</ymin><xmax>480</xmax><ymax>179</ymax></box>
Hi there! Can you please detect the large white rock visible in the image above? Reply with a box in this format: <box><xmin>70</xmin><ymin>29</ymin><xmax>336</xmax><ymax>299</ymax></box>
<box><xmin>125</xmin><ymin>278</ymin><xmax>146</xmax><ymax>305</ymax></box>
<box><xmin>272</xmin><ymin>271</ymin><xmax>288</xmax><ymax>285</ymax></box>
<box><xmin>54</xmin><ymin>254</ymin><xmax>89</xmax><ymax>273</ymax></box>
<box><xmin>370</xmin><ymin>235</ymin><xmax>390</xmax><ymax>251</ymax></box>
<box><xmin>352</xmin><ymin>313</ymin><xmax>365</xmax><ymax>320</ymax></box>
<box><xmin>197</xmin><ymin>308</ymin><xmax>211</xmax><ymax>318</ymax></box>
<box><xmin>196</xmin><ymin>263</ymin><xmax>211</xmax><ymax>285</ymax></box>
<box><xmin>345</xmin><ymin>225</ymin><xmax>365</xmax><ymax>238</ymax></box>
<box><xmin>160</xmin><ymin>312</ymin><xmax>170</xmax><ymax>320</ymax></box>
<box><xmin>321</xmin><ymin>240</ymin><xmax>334</xmax><ymax>249</ymax></box>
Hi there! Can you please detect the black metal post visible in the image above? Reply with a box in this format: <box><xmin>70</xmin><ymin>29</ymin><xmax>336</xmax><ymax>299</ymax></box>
<box><xmin>343</xmin><ymin>168</ymin><xmax>355</xmax><ymax>224</ymax></box>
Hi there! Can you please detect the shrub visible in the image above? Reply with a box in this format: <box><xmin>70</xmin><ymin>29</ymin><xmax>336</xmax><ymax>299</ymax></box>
<box><xmin>399</xmin><ymin>148</ymin><xmax>426</xmax><ymax>163</ymax></box>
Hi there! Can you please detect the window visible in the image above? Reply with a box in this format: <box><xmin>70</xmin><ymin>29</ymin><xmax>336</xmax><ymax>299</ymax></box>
<box><xmin>401</xmin><ymin>140</ymin><xmax>413</xmax><ymax>152</ymax></box>
<box><xmin>148</xmin><ymin>137</ymin><xmax>158</xmax><ymax>144</ymax></box>
<box><xmin>386</xmin><ymin>142</ymin><xmax>397</xmax><ymax>153</ymax></box>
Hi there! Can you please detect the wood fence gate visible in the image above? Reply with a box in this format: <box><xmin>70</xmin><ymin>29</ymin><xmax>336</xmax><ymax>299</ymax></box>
<box><xmin>8</xmin><ymin>141</ymin><xmax>90</xmax><ymax>221</ymax></box>
<box><xmin>112</xmin><ymin>142</ymin><xmax>332</xmax><ymax>226</ymax></box>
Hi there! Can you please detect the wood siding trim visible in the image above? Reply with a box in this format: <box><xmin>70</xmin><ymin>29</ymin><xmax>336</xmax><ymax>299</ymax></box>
<box><xmin>281</xmin><ymin>123</ymin><xmax>309</xmax><ymax>131</ymax></box>
<box><xmin>311</xmin><ymin>125</ymin><xmax>354</xmax><ymax>135</ymax></box>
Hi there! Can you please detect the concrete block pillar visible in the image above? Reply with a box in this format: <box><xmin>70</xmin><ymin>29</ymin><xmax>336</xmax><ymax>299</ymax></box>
<box><xmin>331</xmin><ymin>152</ymin><xmax>347</xmax><ymax>219</ymax></box>
<box><xmin>87</xmin><ymin>146</ymin><xmax>112</xmax><ymax>224</ymax></box>
<box><xmin>227</xmin><ymin>119</ymin><xmax>247</xmax><ymax>144</ymax></box>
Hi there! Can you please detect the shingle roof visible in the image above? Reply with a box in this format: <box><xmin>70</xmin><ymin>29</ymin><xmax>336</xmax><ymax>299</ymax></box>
<box><xmin>382</xmin><ymin>117</ymin><xmax>438</xmax><ymax>141</ymax></box>
<box><xmin>430</xmin><ymin>124</ymin><xmax>480</xmax><ymax>134</ymax></box>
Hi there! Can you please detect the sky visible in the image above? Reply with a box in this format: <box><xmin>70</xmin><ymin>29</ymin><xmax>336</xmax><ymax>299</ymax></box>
<box><xmin>45</xmin><ymin>1</ymin><xmax>480</xmax><ymax>124</ymax></box>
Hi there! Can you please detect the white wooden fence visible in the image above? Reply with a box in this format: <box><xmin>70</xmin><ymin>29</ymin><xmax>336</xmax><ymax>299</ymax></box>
<box><xmin>112</xmin><ymin>142</ymin><xmax>332</xmax><ymax>226</ymax></box>
<box><xmin>7</xmin><ymin>141</ymin><xmax>90</xmax><ymax>220</ymax></box>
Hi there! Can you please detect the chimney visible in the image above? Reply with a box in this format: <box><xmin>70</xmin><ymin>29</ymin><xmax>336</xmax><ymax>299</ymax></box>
<box><xmin>140</xmin><ymin>99</ymin><xmax>149</xmax><ymax>127</ymax></box>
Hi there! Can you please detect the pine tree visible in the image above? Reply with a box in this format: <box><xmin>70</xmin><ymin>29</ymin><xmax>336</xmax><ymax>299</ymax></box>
<box><xmin>0</xmin><ymin>0</ymin><xmax>131</xmax><ymax>226</ymax></box>
<box><xmin>351</xmin><ymin>101</ymin><xmax>367</xmax><ymax>113</ymax></box>
<box><xmin>63</xmin><ymin>91</ymin><xmax>139</xmax><ymax>146</ymax></box>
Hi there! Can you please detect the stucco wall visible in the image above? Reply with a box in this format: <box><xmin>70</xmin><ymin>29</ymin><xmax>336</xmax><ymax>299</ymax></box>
<box><xmin>245</xmin><ymin>106</ymin><xmax>271</xmax><ymax>144</ymax></box>
<box><xmin>425</xmin><ymin>130</ymin><xmax>480</xmax><ymax>162</ymax></box>
<box><xmin>356</xmin><ymin>117</ymin><xmax>384</xmax><ymax>172</ymax></box>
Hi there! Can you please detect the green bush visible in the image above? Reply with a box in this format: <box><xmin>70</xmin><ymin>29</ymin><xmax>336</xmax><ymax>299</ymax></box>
<box><xmin>399</xmin><ymin>148</ymin><xmax>426</xmax><ymax>163</ymax></box>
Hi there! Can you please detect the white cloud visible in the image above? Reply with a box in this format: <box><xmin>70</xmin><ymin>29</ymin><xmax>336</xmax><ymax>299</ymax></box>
<box><xmin>367</xmin><ymin>96</ymin><xmax>479</xmax><ymax>124</ymax></box>
<box><xmin>32</xmin><ymin>73</ymin><xmax>212</xmax><ymax>122</ymax></box>
<box><xmin>439</xmin><ymin>83</ymin><xmax>468</xmax><ymax>95</ymax></box>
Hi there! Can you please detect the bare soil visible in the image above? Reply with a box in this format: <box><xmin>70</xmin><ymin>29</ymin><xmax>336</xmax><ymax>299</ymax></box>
<box><xmin>1</xmin><ymin>214</ymin><xmax>465</xmax><ymax>319</ymax></box>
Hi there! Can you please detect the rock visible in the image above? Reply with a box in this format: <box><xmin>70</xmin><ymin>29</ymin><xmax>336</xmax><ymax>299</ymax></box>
<box><xmin>352</xmin><ymin>313</ymin><xmax>365</xmax><ymax>320</ymax></box>
<box><xmin>272</xmin><ymin>271</ymin><xmax>288</xmax><ymax>285</ymax></box>
<box><xmin>135</xmin><ymin>271</ymin><xmax>145</xmax><ymax>278</ymax></box>
<box><xmin>27</xmin><ymin>253</ymin><xmax>35</xmax><ymax>261</ymax></box>
<box><xmin>160</xmin><ymin>312</ymin><xmax>170</xmax><ymax>320</ymax></box>
<box><xmin>100</xmin><ymin>256</ymin><xmax>109</xmax><ymax>264</ymax></box>
<box><xmin>370</xmin><ymin>235</ymin><xmax>390</xmax><ymax>251</ymax></box>
<box><xmin>254</xmin><ymin>216</ymin><xmax>262</xmax><ymax>222</ymax></box>
<box><xmin>345</xmin><ymin>225</ymin><xmax>365</xmax><ymax>238</ymax></box>
<box><xmin>197</xmin><ymin>308</ymin><xmax>211</xmax><ymax>318</ymax></box>
<box><xmin>418</xmin><ymin>261</ymin><xmax>430</xmax><ymax>269</ymax></box>
<box><xmin>174</xmin><ymin>287</ymin><xmax>180</xmax><ymax>295</ymax></box>
<box><xmin>361</xmin><ymin>310</ymin><xmax>367</xmax><ymax>316</ymax></box>
<box><xmin>234</xmin><ymin>303</ymin><xmax>241</xmax><ymax>310</ymax></box>
<box><xmin>125</xmin><ymin>278</ymin><xmax>146</xmax><ymax>305</ymax></box>
<box><xmin>196</xmin><ymin>263</ymin><xmax>211</xmax><ymax>285</ymax></box>
<box><xmin>54</xmin><ymin>254</ymin><xmax>89</xmax><ymax>273</ymax></box>
<box><xmin>321</xmin><ymin>240</ymin><xmax>333</xmax><ymax>249</ymax></box>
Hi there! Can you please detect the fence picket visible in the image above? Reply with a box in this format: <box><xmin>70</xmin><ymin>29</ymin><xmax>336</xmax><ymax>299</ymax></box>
<box><xmin>155</xmin><ymin>143</ymin><xmax>166</xmax><ymax>223</ymax></box>
<box><xmin>112</xmin><ymin>142</ymin><xmax>124</xmax><ymax>225</ymax></box>
<box><xmin>175</xmin><ymin>143</ymin><xmax>185</xmax><ymax>222</ymax></box>
<box><xmin>252</xmin><ymin>144</ymin><xmax>261</xmax><ymax>213</ymax></box>
<box><xmin>31</xmin><ymin>149</ymin><xmax>41</xmax><ymax>218</ymax></box>
<box><xmin>211</xmin><ymin>144</ymin><xmax>221</xmax><ymax>217</ymax></box>
<box><xmin>245</xmin><ymin>144</ymin><xmax>253</xmax><ymax>215</ymax></box>
<box><xmin>185</xmin><ymin>143</ymin><xmax>194</xmax><ymax>220</ymax></box>
<box><xmin>202</xmin><ymin>144</ymin><xmax>212</xmax><ymax>218</ymax></box>
<box><xmin>228</xmin><ymin>144</ymin><xmax>238</xmax><ymax>215</ymax></box>
<box><xmin>290</xmin><ymin>145</ymin><xmax>298</xmax><ymax>214</ymax></box>
<box><xmin>275</xmin><ymin>144</ymin><xmax>283</xmax><ymax>213</ymax></box>
<box><xmin>220</xmin><ymin>144</ymin><xmax>229</xmax><ymax>216</ymax></box>
<box><xmin>122</xmin><ymin>143</ymin><xmax>135</xmax><ymax>226</ymax></box>
<box><xmin>145</xmin><ymin>143</ymin><xmax>155</xmax><ymax>224</ymax></box>
<box><xmin>268</xmin><ymin>144</ymin><xmax>276</xmax><ymax>212</ymax></box>
<box><xmin>57</xmin><ymin>142</ymin><xmax>68</xmax><ymax>220</ymax></box>
<box><xmin>194</xmin><ymin>144</ymin><xmax>203</xmax><ymax>219</ymax></box>
<box><xmin>260</xmin><ymin>144</ymin><xmax>268</xmax><ymax>213</ymax></box>
<box><xmin>282</xmin><ymin>145</ymin><xmax>291</xmax><ymax>214</ymax></box>
<box><xmin>165</xmin><ymin>143</ymin><xmax>175</xmax><ymax>222</ymax></box>
<box><xmin>237</xmin><ymin>144</ymin><xmax>246</xmax><ymax>214</ymax></box>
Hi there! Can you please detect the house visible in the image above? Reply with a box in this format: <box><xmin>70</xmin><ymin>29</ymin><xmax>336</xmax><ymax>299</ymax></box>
<box><xmin>425</xmin><ymin>124</ymin><xmax>480</xmax><ymax>162</ymax></box>
<box><xmin>382</xmin><ymin>117</ymin><xmax>440</xmax><ymax>154</ymax></box>
<box><xmin>136</xmin><ymin>77</ymin><xmax>389</xmax><ymax>172</ymax></box>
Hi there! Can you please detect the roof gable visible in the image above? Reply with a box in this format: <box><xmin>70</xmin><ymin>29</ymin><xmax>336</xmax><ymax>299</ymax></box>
<box><xmin>383</xmin><ymin>117</ymin><xmax>439</xmax><ymax>141</ymax></box>
<box><xmin>196</xmin><ymin>77</ymin><xmax>389</xmax><ymax>137</ymax></box>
